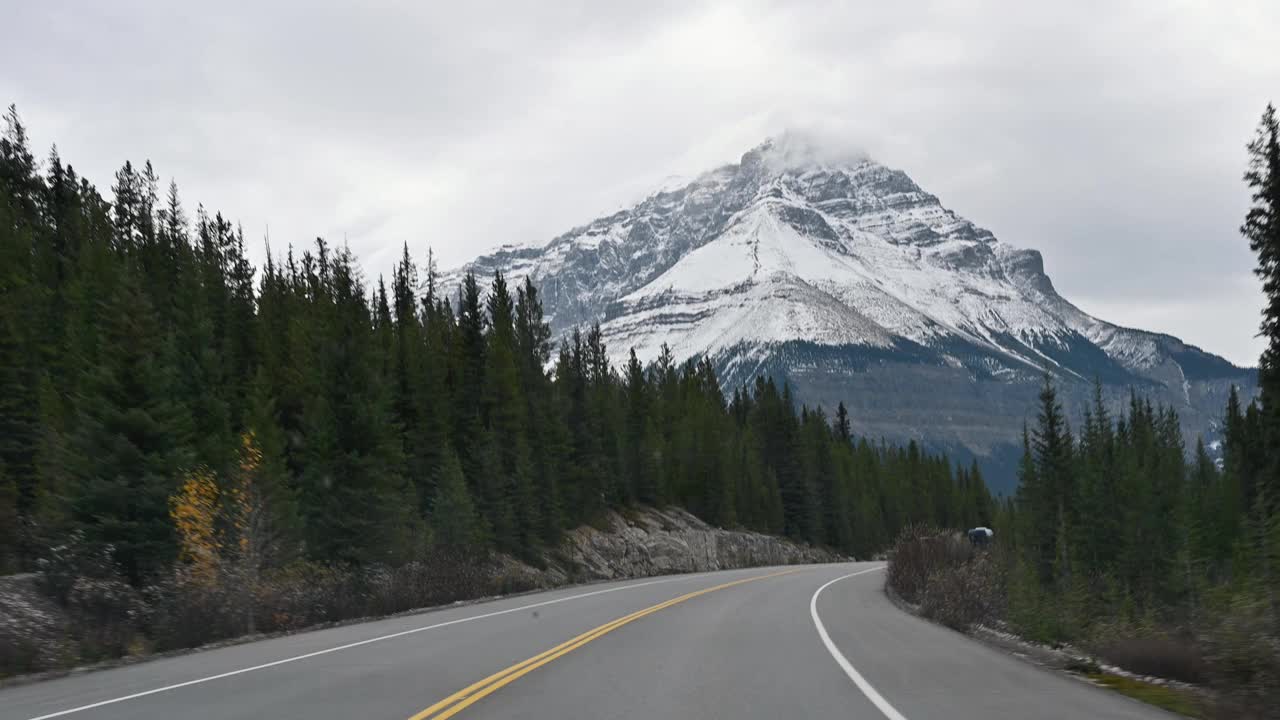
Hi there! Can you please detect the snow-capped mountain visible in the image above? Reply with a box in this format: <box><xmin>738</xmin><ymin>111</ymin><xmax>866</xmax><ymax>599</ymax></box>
<box><xmin>442</xmin><ymin>133</ymin><xmax>1257</xmax><ymax>491</ymax></box>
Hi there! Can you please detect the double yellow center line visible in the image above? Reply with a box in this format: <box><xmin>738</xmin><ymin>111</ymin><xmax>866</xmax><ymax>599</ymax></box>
<box><xmin>407</xmin><ymin>568</ymin><xmax>803</xmax><ymax>720</ymax></box>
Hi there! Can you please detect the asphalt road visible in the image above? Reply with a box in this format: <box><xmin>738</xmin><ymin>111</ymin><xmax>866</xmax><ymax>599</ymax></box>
<box><xmin>0</xmin><ymin>563</ymin><xmax>1175</xmax><ymax>720</ymax></box>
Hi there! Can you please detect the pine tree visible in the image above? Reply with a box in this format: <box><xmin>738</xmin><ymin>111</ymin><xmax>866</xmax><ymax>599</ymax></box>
<box><xmin>241</xmin><ymin>371</ymin><xmax>302</xmax><ymax>565</ymax></box>
<box><xmin>432</xmin><ymin>449</ymin><xmax>480</xmax><ymax>552</ymax></box>
<box><xmin>295</xmin><ymin>243</ymin><xmax>417</xmax><ymax>565</ymax></box>
<box><xmin>417</xmin><ymin>264</ymin><xmax>453</xmax><ymax>511</ymax></box>
<box><xmin>1242</xmin><ymin>105</ymin><xmax>1280</xmax><ymax>612</ymax></box>
<box><xmin>36</xmin><ymin>146</ymin><xmax>84</xmax><ymax>379</ymax></box>
<box><xmin>453</xmin><ymin>272</ymin><xmax>488</xmax><ymax>498</ymax></box>
<box><xmin>513</xmin><ymin>278</ymin><xmax>561</xmax><ymax>540</ymax></box>
<box><xmin>625</xmin><ymin>349</ymin><xmax>656</xmax><ymax>505</ymax></box>
<box><xmin>223</xmin><ymin>225</ymin><xmax>256</xmax><ymax>427</ymax></box>
<box><xmin>482</xmin><ymin>271</ymin><xmax>530</xmax><ymax>552</ymax></box>
<box><xmin>64</xmin><ymin>267</ymin><xmax>194</xmax><ymax>583</ymax></box>
<box><xmin>0</xmin><ymin>189</ymin><xmax>40</xmax><ymax>520</ymax></box>
<box><xmin>1</xmin><ymin>106</ymin><xmax>40</xmax><ymax>220</ymax></box>
<box><xmin>1077</xmin><ymin>380</ymin><xmax>1118</xmax><ymax>575</ymax></box>
<box><xmin>557</xmin><ymin>329</ymin><xmax>600</xmax><ymax>523</ymax></box>
<box><xmin>1185</xmin><ymin>438</ymin><xmax>1218</xmax><ymax>604</ymax></box>
<box><xmin>966</xmin><ymin>460</ymin><xmax>993</xmax><ymax>526</ymax></box>
<box><xmin>1221</xmin><ymin>385</ymin><xmax>1251</xmax><ymax>560</ymax></box>
<box><xmin>1031</xmin><ymin>376</ymin><xmax>1074</xmax><ymax>586</ymax></box>
<box><xmin>0</xmin><ymin>107</ymin><xmax>43</xmax><ymax>537</ymax></box>
<box><xmin>1015</xmin><ymin>424</ymin><xmax>1049</xmax><ymax>583</ymax></box>
<box><xmin>374</xmin><ymin>275</ymin><xmax>394</xmax><ymax>376</ymax></box>
<box><xmin>836</xmin><ymin>402</ymin><xmax>851</xmax><ymax>444</ymax></box>
<box><xmin>1245</xmin><ymin>104</ymin><xmax>1280</xmax><ymax>436</ymax></box>
<box><xmin>388</xmin><ymin>245</ymin><xmax>435</xmax><ymax>512</ymax></box>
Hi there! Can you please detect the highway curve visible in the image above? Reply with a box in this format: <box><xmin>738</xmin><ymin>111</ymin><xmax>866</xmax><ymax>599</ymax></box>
<box><xmin>0</xmin><ymin>563</ymin><xmax>1175</xmax><ymax>719</ymax></box>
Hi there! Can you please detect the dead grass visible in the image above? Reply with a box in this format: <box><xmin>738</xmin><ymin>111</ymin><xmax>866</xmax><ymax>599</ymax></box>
<box><xmin>1087</xmin><ymin>673</ymin><xmax>1206</xmax><ymax>718</ymax></box>
<box><xmin>1092</xmin><ymin>633</ymin><xmax>1208</xmax><ymax>685</ymax></box>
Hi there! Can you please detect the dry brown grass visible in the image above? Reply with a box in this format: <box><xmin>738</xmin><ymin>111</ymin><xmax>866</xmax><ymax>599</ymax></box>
<box><xmin>1092</xmin><ymin>633</ymin><xmax>1207</xmax><ymax>685</ymax></box>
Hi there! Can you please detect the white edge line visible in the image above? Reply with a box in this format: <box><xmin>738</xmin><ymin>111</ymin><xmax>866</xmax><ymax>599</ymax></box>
<box><xmin>810</xmin><ymin>566</ymin><xmax>910</xmax><ymax>720</ymax></box>
<box><xmin>22</xmin><ymin>571</ymin><xmax>719</xmax><ymax>720</ymax></box>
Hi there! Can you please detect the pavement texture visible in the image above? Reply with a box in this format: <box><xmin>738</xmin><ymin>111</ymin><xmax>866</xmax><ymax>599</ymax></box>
<box><xmin>0</xmin><ymin>563</ymin><xmax>1176</xmax><ymax>720</ymax></box>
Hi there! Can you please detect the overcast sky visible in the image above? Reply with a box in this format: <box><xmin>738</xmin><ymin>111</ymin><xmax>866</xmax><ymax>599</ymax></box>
<box><xmin>3</xmin><ymin>1</ymin><xmax>1277</xmax><ymax>366</ymax></box>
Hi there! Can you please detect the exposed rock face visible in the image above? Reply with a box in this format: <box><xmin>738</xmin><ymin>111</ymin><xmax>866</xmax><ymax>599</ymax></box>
<box><xmin>548</xmin><ymin>507</ymin><xmax>842</xmax><ymax>582</ymax></box>
<box><xmin>443</xmin><ymin>132</ymin><xmax>1259</xmax><ymax>492</ymax></box>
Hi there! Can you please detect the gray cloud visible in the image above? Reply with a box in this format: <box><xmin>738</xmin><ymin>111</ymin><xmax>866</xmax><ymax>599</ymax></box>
<box><xmin>2</xmin><ymin>0</ymin><xmax>1275</xmax><ymax>365</ymax></box>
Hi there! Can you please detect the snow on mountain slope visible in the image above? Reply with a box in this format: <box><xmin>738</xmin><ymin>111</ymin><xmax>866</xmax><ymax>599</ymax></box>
<box><xmin>443</xmin><ymin>133</ymin><xmax>1138</xmax><ymax>373</ymax></box>
<box><xmin>440</xmin><ymin>132</ymin><xmax>1256</xmax><ymax>485</ymax></box>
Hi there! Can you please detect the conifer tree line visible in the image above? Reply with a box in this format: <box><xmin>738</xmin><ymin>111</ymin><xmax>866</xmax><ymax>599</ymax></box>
<box><xmin>1000</xmin><ymin>380</ymin><xmax>1276</xmax><ymax>635</ymax></box>
<box><xmin>1000</xmin><ymin>105</ymin><xmax>1280</xmax><ymax>637</ymax></box>
<box><xmin>0</xmin><ymin>106</ymin><xmax>992</xmax><ymax>582</ymax></box>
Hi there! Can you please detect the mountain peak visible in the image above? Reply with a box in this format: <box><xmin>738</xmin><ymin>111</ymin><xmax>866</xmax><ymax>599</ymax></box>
<box><xmin>742</xmin><ymin>130</ymin><xmax>874</xmax><ymax>175</ymax></box>
<box><xmin>440</xmin><ymin>141</ymin><xmax>1255</xmax><ymax>483</ymax></box>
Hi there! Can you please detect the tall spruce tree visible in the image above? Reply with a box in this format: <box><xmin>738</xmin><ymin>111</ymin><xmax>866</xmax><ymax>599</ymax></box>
<box><xmin>432</xmin><ymin>449</ymin><xmax>480</xmax><ymax>552</ymax></box>
<box><xmin>483</xmin><ymin>271</ymin><xmax>531</xmax><ymax>552</ymax></box>
<box><xmin>64</xmin><ymin>267</ymin><xmax>194</xmax><ymax>583</ymax></box>
<box><xmin>1242</xmin><ymin>106</ymin><xmax>1280</xmax><ymax>609</ymax></box>
<box><xmin>0</xmin><ymin>108</ymin><xmax>43</xmax><ymax>535</ymax></box>
<box><xmin>1031</xmin><ymin>376</ymin><xmax>1074</xmax><ymax>585</ymax></box>
<box><xmin>1245</xmin><ymin>104</ymin><xmax>1280</xmax><ymax>431</ymax></box>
